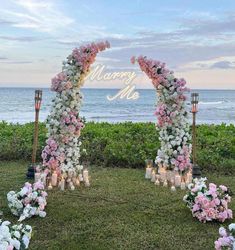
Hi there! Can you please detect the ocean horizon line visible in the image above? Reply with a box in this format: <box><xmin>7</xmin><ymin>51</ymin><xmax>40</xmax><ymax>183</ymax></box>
<box><xmin>0</xmin><ymin>86</ymin><xmax>235</xmax><ymax>91</ymax></box>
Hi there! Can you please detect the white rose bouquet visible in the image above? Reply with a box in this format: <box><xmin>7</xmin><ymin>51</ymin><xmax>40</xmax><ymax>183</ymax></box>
<box><xmin>7</xmin><ymin>181</ymin><xmax>48</xmax><ymax>221</ymax></box>
<box><xmin>0</xmin><ymin>220</ymin><xmax>32</xmax><ymax>249</ymax></box>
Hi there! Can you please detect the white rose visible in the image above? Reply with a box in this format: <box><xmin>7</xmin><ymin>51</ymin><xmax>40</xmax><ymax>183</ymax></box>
<box><xmin>229</xmin><ymin>223</ymin><xmax>235</xmax><ymax>231</ymax></box>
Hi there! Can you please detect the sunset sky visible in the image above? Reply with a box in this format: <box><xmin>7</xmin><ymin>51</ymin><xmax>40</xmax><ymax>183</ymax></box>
<box><xmin>0</xmin><ymin>0</ymin><xmax>235</xmax><ymax>89</ymax></box>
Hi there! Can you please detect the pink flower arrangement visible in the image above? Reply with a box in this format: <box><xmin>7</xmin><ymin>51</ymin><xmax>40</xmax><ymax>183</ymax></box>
<box><xmin>7</xmin><ymin>181</ymin><xmax>48</xmax><ymax>221</ymax></box>
<box><xmin>41</xmin><ymin>137</ymin><xmax>64</xmax><ymax>173</ymax></box>
<box><xmin>183</xmin><ymin>178</ymin><xmax>233</xmax><ymax>223</ymax></box>
<box><xmin>51</xmin><ymin>41</ymin><xmax>110</xmax><ymax>93</ymax></box>
<box><xmin>61</xmin><ymin>111</ymin><xmax>85</xmax><ymax>135</ymax></box>
<box><xmin>134</xmin><ymin>55</ymin><xmax>191</xmax><ymax>172</ymax></box>
<box><xmin>215</xmin><ymin>224</ymin><xmax>235</xmax><ymax>250</ymax></box>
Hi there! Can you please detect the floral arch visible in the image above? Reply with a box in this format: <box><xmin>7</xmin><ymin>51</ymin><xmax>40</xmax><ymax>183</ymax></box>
<box><xmin>133</xmin><ymin>56</ymin><xmax>192</xmax><ymax>173</ymax></box>
<box><xmin>42</xmin><ymin>41</ymin><xmax>191</xmax><ymax>184</ymax></box>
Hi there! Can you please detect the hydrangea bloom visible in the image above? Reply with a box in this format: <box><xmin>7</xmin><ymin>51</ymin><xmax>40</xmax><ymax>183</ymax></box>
<box><xmin>7</xmin><ymin>181</ymin><xmax>48</xmax><ymax>221</ymax></box>
<box><xmin>133</xmin><ymin>56</ymin><xmax>191</xmax><ymax>172</ymax></box>
<box><xmin>0</xmin><ymin>220</ymin><xmax>32</xmax><ymax>249</ymax></box>
<box><xmin>42</xmin><ymin>41</ymin><xmax>110</xmax><ymax>175</ymax></box>
<box><xmin>183</xmin><ymin>178</ymin><xmax>233</xmax><ymax>223</ymax></box>
<box><xmin>214</xmin><ymin>224</ymin><xmax>235</xmax><ymax>250</ymax></box>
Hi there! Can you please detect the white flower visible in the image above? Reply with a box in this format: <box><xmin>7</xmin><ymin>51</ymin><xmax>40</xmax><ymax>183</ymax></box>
<box><xmin>229</xmin><ymin>223</ymin><xmax>235</xmax><ymax>231</ymax></box>
<box><xmin>39</xmin><ymin>211</ymin><xmax>46</xmax><ymax>218</ymax></box>
<box><xmin>22</xmin><ymin>235</ymin><xmax>30</xmax><ymax>248</ymax></box>
<box><xmin>12</xmin><ymin>239</ymin><xmax>21</xmax><ymax>250</ymax></box>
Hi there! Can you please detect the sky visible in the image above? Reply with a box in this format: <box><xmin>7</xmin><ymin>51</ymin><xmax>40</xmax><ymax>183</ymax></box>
<box><xmin>0</xmin><ymin>0</ymin><xmax>235</xmax><ymax>89</ymax></box>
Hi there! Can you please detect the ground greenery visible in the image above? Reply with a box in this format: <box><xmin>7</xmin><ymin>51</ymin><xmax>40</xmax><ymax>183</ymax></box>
<box><xmin>0</xmin><ymin>161</ymin><xmax>234</xmax><ymax>250</ymax></box>
<box><xmin>0</xmin><ymin>122</ymin><xmax>234</xmax><ymax>174</ymax></box>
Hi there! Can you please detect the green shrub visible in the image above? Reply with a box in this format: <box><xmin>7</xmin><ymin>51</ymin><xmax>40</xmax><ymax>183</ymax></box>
<box><xmin>0</xmin><ymin>121</ymin><xmax>234</xmax><ymax>174</ymax></box>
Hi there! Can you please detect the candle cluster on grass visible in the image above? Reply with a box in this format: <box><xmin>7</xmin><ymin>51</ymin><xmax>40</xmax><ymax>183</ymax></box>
<box><xmin>145</xmin><ymin>159</ymin><xmax>192</xmax><ymax>191</ymax></box>
<box><xmin>34</xmin><ymin>165</ymin><xmax>90</xmax><ymax>191</ymax></box>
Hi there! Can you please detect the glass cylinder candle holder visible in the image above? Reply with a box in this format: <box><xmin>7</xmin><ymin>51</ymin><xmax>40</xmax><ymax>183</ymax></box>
<box><xmin>145</xmin><ymin>159</ymin><xmax>153</xmax><ymax>179</ymax></box>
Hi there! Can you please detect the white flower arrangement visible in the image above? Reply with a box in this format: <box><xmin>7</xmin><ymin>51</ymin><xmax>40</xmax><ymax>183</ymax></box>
<box><xmin>7</xmin><ymin>181</ymin><xmax>48</xmax><ymax>222</ymax></box>
<box><xmin>0</xmin><ymin>220</ymin><xmax>32</xmax><ymax>249</ymax></box>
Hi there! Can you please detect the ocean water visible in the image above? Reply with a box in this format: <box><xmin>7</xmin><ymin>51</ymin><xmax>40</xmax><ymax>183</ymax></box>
<box><xmin>0</xmin><ymin>88</ymin><xmax>234</xmax><ymax>124</ymax></box>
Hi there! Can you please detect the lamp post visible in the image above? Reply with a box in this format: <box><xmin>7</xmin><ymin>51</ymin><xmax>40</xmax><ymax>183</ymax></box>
<box><xmin>26</xmin><ymin>90</ymin><xmax>42</xmax><ymax>178</ymax></box>
<box><xmin>191</xmin><ymin>93</ymin><xmax>201</xmax><ymax>179</ymax></box>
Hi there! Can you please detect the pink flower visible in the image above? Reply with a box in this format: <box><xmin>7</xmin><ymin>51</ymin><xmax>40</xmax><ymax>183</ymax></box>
<box><xmin>130</xmin><ymin>56</ymin><xmax>136</xmax><ymax>64</ymax></box>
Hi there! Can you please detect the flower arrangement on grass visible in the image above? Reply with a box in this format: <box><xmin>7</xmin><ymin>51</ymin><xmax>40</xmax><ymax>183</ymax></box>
<box><xmin>42</xmin><ymin>41</ymin><xmax>110</xmax><ymax>178</ymax></box>
<box><xmin>132</xmin><ymin>56</ymin><xmax>191</xmax><ymax>173</ymax></box>
<box><xmin>7</xmin><ymin>181</ymin><xmax>48</xmax><ymax>222</ymax></box>
<box><xmin>0</xmin><ymin>220</ymin><xmax>32</xmax><ymax>249</ymax></box>
<box><xmin>215</xmin><ymin>223</ymin><xmax>235</xmax><ymax>250</ymax></box>
<box><xmin>183</xmin><ymin>178</ymin><xmax>233</xmax><ymax>223</ymax></box>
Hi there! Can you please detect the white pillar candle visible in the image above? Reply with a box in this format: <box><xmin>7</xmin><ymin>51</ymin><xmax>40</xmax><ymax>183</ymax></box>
<box><xmin>151</xmin><ymin>170</ymin><xmax>156</xmax><ymax>182</ymax></box>
<box><xmin>163</xmin><ymin>180</ymin><xmax>168</xmax><ymax>187</ymax></box>
<box><xmin>171</xmin><ymin>185</ymin><xmax>176</xmax><ymax>192</ymax></box>
<box><xmin>166</xmin><ymin>171</ymin><xmax>172</xmax><ymax>181</ymax></box>
<box><xmin>187</xmin><ymin>172</ymin><xmax>192</xmax><ymax>183</ymax></box>
<box><xmin>83</xmin><ymin>169</ymin><xmax>89</xmax><ymax>181</ymax></box>
<box><xmin>145</xmin><ymin>167</ymin><xmax>152</xmax><ymax>179</ymax></box>
<box><xmin>41</xmin><ymin>173</ymin><xmax>47</xmax><ymax>186</ymax></box>
<box><xmin>160</xmin><ymin>169</ymin><xmax>167</xmax><ymax>182</ymax></box>
<box><xmin>60</xmin><ymin>177</ymin><xmax>65</xmax><ymax>191</ymax></box>
<box><xmin>48</xmin><ymin>182</ymin><xmax>53</xmax><ymax>190</ymax></box>
<box><xmin>84</xmin><ymin>180</ymin><xmax>90</xmax><ymax>187</ymax></box>
<box><xmin>79</xmin><ymin>173</ymin><xmax>83</xmax><ymax>182</ymax></box>
<box><xmin>155</xmin><ymin>179</ymin><xmax>160</xmax><ymax>186</ymax></box>
<box><xmin>174</xmin><ymin>174</ymin><xmax>181</xmax><ymax>187</ymax></box>
<box><xmin>180</xmin><ymin>182</ymin><xmax>186</xmax><ymax>190</ymax></box>
<box><xmin>35</xmin><ymin>172</ymin><xmax>41</xmax><ymax>183</ymax></box>
<box><xmin>75</xmin><ymin>178</ymin><xmax>80</xmax><ymax>187</ymax></box>
<box><xmin>51</xmin><ymin>172</ymin><xmax>58</xmax><ymax>186</ymax></box>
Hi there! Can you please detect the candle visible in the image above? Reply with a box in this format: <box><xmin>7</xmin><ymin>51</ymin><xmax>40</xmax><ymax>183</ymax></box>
<box><xmin>155</xmin><ymin>179</ymin><xmax>160</xmax><ymax>186</ymax></box>
<box><xmin>68</xmin><ymin>169</ymin><xmax>73</xmax><ymax>178</ymax></box>
<box><xmin>51</xmin><ymin>172</ymin><xmax>58</xmax><ymax>186</ymax></box>
<box><xmin>187</xmin><ymin>171</ymin><xmax>192</xmax><ymax>183</ymax></box>
<box><xmin>145</xmin><ymin>166</ymin><xmax>152</xmax><ymax>179</ymax></box>
<box><xmin>151</xmin><ymin>170</ymin><xmax>156</xmax><ymax>182</ymax></box>
<box><xmin>75</xmin><ymin>178</ymin><xmax>80</xmax><ymax>187</ymax></box>
<box><xmin>174</xmin><ymin>173</ymin><xmax>181</xmax><ymax>187</ymax></box>
<box><xmin>70</xmin><ymin>184</ymin><xmax>75</xmax><ymax>191</ymax></box>
<box><xmin>41</xmin><ymin>173</ymin><xmax>47</xmax><ymax>186</ymax></box>
<box><xmin>84</xmin><ymin>179</ymin><xmax>90</xmax><ymax>187</ymax></box>
<box><xmin>171</xmin><ymin>185</ymin><xmax>176</xmax><ymax>192</ymax></box>
<box><xmin>83</xmin><ymin>169</ymin><xmax>89</xmax><ymax>182</ymax></box>
<box><xmin>48</xmin><ymin>182</ymin><xmax>53</xmax><ymax>190</ymax></box>
<box><xmin>35</xmin><ymin>172</ymin><xmax>41</xmax><ymax>182</ymax></box>
<box><xmin>79</xmin><ymin>174</ymin><xmax>83</xmax><ymax>182</ymax></box>
<box><xmin>163</xmin><ymin>180</ymin><xmax>168</xmax><ymax>187</ymax></box>
<box><xmin>166</xmin><ymin>171</ymin><xmax>172</xmax><ymax>181</ymax></box>
<box><xmin>60</xmin><ymin>177</ymin><xmax>65</xmax><ymax>191</ymax></box>
<box><xmin>160</xmin><ymin>169</ymin><xmax>167</xmax><ymax>182</ymax></box>
<box><xmin>180</xmin><ymin>182</ymin><xmax>186</xmax><ymax>190</ymax></box>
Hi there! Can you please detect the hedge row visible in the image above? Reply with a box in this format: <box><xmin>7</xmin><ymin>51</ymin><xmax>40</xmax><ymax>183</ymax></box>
<box><xmin>0</xmin><ymin>121</ymin><xmax>234</xmax><ymax>174</ymax></box>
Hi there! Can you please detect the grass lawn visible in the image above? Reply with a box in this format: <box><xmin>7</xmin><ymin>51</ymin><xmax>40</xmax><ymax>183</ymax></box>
<box><xmin>0</xmin><ymin>161</ymin><xmax>234</xmax><ymax>250</ymax></box>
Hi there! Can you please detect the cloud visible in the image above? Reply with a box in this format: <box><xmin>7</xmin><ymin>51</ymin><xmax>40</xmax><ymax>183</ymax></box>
<box><xmin>1</xmin><ymin>0</ymin><xmax>74</xmax><ymax>32</ymax></box>
<box><xmin>0</xmin><ymin>18</ymin><xmax>16</xmax><ymax>26</ymax></box>
<box><xmin>0</xmin><ymin>35</ymin><xmax>44</xmax><ymax>42</ymax></box>
<box><xmin>0</xmin><ymin>60</ymin><xmax>33</xmax><ymax>64</ymax></box>
<box><xmin>210</xmin><ymin>61</ymin><xmax>235</xmax><ymax>69</ymax></box>
<box><xmin>0</xmin><ymin>56</ymin><xmax>8</xmax><ymax>60</ymax></box>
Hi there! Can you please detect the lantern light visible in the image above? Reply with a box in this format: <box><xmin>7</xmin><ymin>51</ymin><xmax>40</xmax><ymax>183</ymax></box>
<box><xmin>191</xmin><ymin>93</ymin><xmax>199</xmax><ymax>113</ymax></box>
